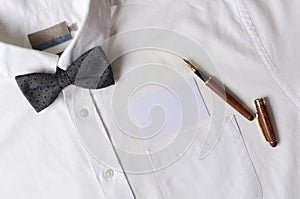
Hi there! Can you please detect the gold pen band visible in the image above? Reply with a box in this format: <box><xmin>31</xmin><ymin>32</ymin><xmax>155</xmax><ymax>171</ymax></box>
<box><xmin>254</xmin><ymin>98</ymin><xmax>265</xmax><ymax>107</ymax></box>
<box><xmin>204</xmin><ymin>77</ymin><xmax>212</xmax><ymax>84</ymax></box>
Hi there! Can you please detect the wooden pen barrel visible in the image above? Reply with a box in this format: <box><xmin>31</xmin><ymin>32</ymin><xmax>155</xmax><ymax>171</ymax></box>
<box><xmin>255</xmin><ymin>98</ymin><xmax>277</xmax><ymax>147</ymax></box>
<box><xmin>205</xmin><ymin>78</ymin><xmax>254</xmax><ymax>121</ymax></box>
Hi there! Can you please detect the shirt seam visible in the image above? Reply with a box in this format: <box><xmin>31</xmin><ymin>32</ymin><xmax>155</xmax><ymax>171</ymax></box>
<box><xmin>235</xmin><ymin>0</ymin><xmax>300</xmax><ymax>111</ymax></box>
<box><xmin>148</xmin><ymin>153</ymin><xmax>169</xmax><ymax>199</ymax></box>
<box><xmin>230</xmin><ymin>115</ymin><xmax>264</xmax><ymax>198</ymax></box>
<box><xmin>110</xmin><ymin>0</ymin><xmax>151</xmax><ymax>7</ymax></box>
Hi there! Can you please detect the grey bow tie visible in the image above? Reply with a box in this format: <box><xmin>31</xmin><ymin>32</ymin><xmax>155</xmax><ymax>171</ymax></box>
<box><xmin>15</xmin><ymin>46</ymin><xmax>114</xmax><ymax>112</ymax></box>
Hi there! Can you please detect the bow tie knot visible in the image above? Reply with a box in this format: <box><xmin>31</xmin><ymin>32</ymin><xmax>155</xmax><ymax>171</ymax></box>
<box><xmin>15</xmin><ymin>46</ymin><xmax>114</xmax><ymax>112</ymax></box>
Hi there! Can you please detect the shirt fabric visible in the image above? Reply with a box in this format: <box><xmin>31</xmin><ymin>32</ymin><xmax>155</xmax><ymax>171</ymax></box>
<box><xmin>0</xmin><ymin>0</ymin><xmax>299</xmax><ymax>199</ymax></box>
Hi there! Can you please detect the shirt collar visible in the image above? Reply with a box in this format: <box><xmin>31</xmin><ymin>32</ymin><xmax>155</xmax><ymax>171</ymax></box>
<box><xmin>0</xmin><ymin>0</ymin><xmax>111</xmax><ymax>77</ymax></box>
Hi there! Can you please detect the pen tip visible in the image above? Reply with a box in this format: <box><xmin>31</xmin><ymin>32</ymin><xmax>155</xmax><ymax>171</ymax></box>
<box><xmin>182</xmin><ymin>58</ymin><xmax>197</xmax><ymax>72</ymax></box>
<box><xmin>182</xmin><ymin>58</ymin><xmax>189</xmax><ymax>64</ymax></box>
<box><xmin>182</xmin><ymin>58</ymin><xmax>192</xmax><ymax>67</ymax></box>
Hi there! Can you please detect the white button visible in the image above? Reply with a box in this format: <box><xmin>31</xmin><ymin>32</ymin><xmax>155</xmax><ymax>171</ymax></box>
<box><xmin>103</xmin><ymin>168</ymin><xmax>114</xmax><ymax>180</ymax></box>
<box><xmin>79</xmin><ymin>108</ymin><xmax>89</xmax><ymax>118</ymax></box>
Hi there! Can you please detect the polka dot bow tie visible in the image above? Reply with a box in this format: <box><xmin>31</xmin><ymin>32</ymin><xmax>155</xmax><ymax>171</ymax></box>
<box><xmin>15</xmin><ymin>46</ymin><xmax>114</xmax><ymax>112</ymax></box>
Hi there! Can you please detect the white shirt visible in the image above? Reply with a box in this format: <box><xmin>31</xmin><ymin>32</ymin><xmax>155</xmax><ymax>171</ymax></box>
<box><xmin>0</xmin><ymin>0</ymin><xmax>299</xmax><ymax>199</ymax></box>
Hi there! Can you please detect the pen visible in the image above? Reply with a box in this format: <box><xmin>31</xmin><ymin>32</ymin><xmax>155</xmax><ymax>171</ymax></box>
<box><xmin>183</xmin><ymin>59</ymin><xmax>254</xmax><ymax>121</ymax></box>
<box><xmin>254</xmin><ymin>98</ymin><xmax>277</xmax><ymax>147</ymax></box>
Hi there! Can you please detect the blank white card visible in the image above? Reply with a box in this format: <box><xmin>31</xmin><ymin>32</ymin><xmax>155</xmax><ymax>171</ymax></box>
<box><xmin>130</xmin><ymin>77</ymin><xmax>209</xmax><ymax>144</ymax></box>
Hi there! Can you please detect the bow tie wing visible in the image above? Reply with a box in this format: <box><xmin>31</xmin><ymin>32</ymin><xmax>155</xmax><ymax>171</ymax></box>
<box><xmin>15</xmin><ymin>70</ymin><xmax>69</xmax><ymax>112</ymax></box>
<box><xmin>68</xmin><ymin>46</ymin><xmax>115</xmax><ymax>89</ymax></box>
<box><xmin>95</xmin><ymin>64</ymin><xmax>114</xmax><ymax>88</ymax></box>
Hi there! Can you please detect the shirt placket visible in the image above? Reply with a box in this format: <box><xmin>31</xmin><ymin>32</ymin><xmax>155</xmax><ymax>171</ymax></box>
<box><xmin>64</xmin><ymin>87</ymin><xmax>135</xmax><ymax>198</ymax></box>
